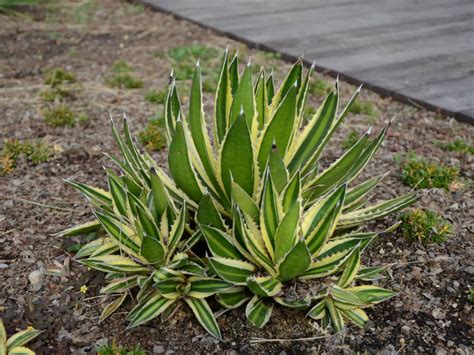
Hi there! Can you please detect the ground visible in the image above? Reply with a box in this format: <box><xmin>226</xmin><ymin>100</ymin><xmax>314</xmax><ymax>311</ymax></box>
<box><xmin>0</xmin><ymin>1</ymin><xmax>473</xmax><ymax>354</ymax></box>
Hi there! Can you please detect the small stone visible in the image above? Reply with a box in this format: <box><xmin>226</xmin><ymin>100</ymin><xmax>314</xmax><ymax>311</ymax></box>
<box><xmin>28</xmin><ymin>270</ymin><xmax>43</xmax><ymax>290</ymax></box>
<box><xmin>153</xmin><ymin>345</ymin><xmax>165</xmax><ymax>353</ymax></box>
<box><xmin>0</xmin><ymin>263</ymin><xmax>8</xmax><ymax>269</ymax></box>
<box><xmin>401</xmin><ymin>325</ymin><xmax>410</xmax><ymax>335</ymax></box>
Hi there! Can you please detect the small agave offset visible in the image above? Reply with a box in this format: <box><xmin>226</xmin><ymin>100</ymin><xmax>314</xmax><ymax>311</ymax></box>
<box><xmin>62</xmin><ymin>49</ymin><xmax>418</xmax><ymax>339</ymax></box>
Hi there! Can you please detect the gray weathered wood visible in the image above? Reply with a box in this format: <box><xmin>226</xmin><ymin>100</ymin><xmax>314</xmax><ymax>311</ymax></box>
<box><xmin>141</xmin><ymin>0</ymin><xmax>474</xmax><ymax>123</ymax></box>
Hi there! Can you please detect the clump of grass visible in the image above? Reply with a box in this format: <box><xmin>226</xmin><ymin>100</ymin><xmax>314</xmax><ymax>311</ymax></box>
<box><xmin>1</xmin><ymin>138</ymin><xmax>55</xmax><ymax>175</ymax></box>
<box><xmin>138</xmin><ymin>117</ymin><xmax>166</xmax><ymax>152</ymax></box>
<box><xmin>309</xmin><ymin>78</ymin><xmax>333</xmax><ymax>96</ymax></box>
<box><xmin>168</xmin><ymin>44</ymin><xmax>220</xmax><ymax>82</ymax></box>
<box><xmin>400</xmin><ymin>154</ymin><xmax>459</xmax><ymax>190</ymax></box>
<box><xmin>145</xmin><ymin>89</ymin><xmax>167</xmax><ymax>105</ymax></box>
<box><xmin>303</xmin><ymin>106</ymin><xmax>316</xmax><ymax>123</ymax></box>
<box><xmin>44</xmin><ymin>67</ymin><xmax>76</xmax><ymax>86</ymax></box>
<box><xmin>105</xmin><ymin>60</ymin><xmax>144</xmax><ymax>89</ymax></box>
<box><xmin>433</xmin><ymin>138</ymin><xmax>474</xmax><ymax>155</ymax></box>
<box><xmin>202</xmin><ymin>73</ymin><xmax>220</xmax><ymax>93</ymax></box>
<box><xmin>43</xmin><ymin>105</ymin><xmax>76</xmax><ymax>127</ymax></box>
<box><xmin>96</xmin><ymin>340</ymin><xmax>145</xmax><ymax>355</ymax></box>
<box><xmin>341</xmin><ymin>130</ymin><xmax>359</xmax><ymax>149</ymax></box>
<box><xmin>40</xmin><ymin>85</ymin><xmax>73</xmax><ymax>102</ymax></box>
<box><xmin>168</xmin><ymin>44</ymin><xmax>219</xmax><ymax>63</ymax></box>
<box><xmin>349</xmin><ymin>99</ymin><xmax>377</xmax><ymax>118</ymax></box>
<box><xmin>400</xmin><ymin>208</ymin><xmax>453</xmax><ymax>244</ymax></box>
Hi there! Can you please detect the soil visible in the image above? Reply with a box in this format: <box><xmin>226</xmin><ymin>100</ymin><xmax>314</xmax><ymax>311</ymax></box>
<box><xmin>0</xmin><ymin>1</ymin><xmax>473</xmax><ymax>354</ymax></box>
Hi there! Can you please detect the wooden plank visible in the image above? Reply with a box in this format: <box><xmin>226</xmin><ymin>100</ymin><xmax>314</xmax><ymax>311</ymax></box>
<box><xmin>141</xmin><ymin>0</ymin><xmax>474</xmax><ymax>122</ymax></box>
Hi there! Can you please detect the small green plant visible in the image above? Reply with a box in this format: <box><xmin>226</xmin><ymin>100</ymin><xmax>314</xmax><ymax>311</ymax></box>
<box><xmin>0</xmin><ymin>319</ymin><xmax>41</xmax><ymax>354</ymax></box>
<box><xmin>96</xmin><ymin>340</ymin><xmax>145</xmax><ymax>355</ymax></box>
<box><xmin>39</xmin><ymin>86</ymin><xmax>73</xmax><ymax>102</ymax></box>
<box><xmin>74</xmin><ymin>0</ymin><xmax>97</xmax><ymax>24</ymax></box>
<box><xmin>434</xmin><ymin>138</ymin><xmax>474</xmax><ymax>155</ymax></box>
<box><xmin>138</xmin><ymin>117</ymin><xmax>166</xmax><ymax>151</ymax></box>
<box><xmin>43</xmin><ymin>105</ymin><xmax>76</xmax><ymax>127</ymax></box>
<box><xmin>400</xmin><ymin>155</ymin><xmax>459</xmax><ymax>190</ymax></box>
<box><xmin>106</xmin><ymin>61</ymin><xmax>143</xmax><ymax>89</ymax></box>
<box><xmin>43</xmin><ymin>68</ymin><xmax>76</xmax><ymax>87</ymax></box>
<box><xmin>168</xmin><ymin>44</ymin><xmax>219</xmax><ymax>63</ymax></box>
<box><xmin>168</xmin><ymin>45</ymin><xmax>220</xmax><ymax>82</ymax></box>
<box><xmin>303</xmin><ymin>106</ymin><xmax>317</xmax><ymax>123</ymax></box>
<box><xmin>400</xmin><ymin>209</ymin><xmax>453</xmax><ymax>244</ymax></box>
<box><xmin>349</xmin><ymin>99</ymin><xmax>377</xmax><ymax>118</ymax></box>
<box><xmin>145</xmin><ymin>89</ymin><xmax>167</xmax><ymax>105</ymax></box>
<box><xmin>0</xmin><ymin>0</ymin><xmax>38</xmax><ymax>16</ymax></box>
<box><xmin>63</xmin><ymin>50</ymin><xmax>418</xmax><ymax>338</ymax></box>
<box><xmin>309</xmin><ymin>77</ymin><xmax>332</xmax><ymax>96</ymax></box>
<box><xmin>1</xmin><ymin>138</ymin><xmax>54</xmax><ymax>175</ymax></box>
<box><xmin>469</xmin><ymin>289</ymin><xmax>474</xmax><ymax>303</ymax></box>
<box><xmin>341</xmin><ymin>130</ymin><xmax>360</xmax><ymax>150</ymax></box>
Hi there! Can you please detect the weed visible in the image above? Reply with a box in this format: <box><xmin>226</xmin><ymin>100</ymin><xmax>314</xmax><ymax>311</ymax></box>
<box><xmin>1</xmin><ymin>138</ymin><xmax>54</xmax><ymax>175</ymax></box>
<box><xmin>74</xmin><ymin>0</ymin><xmax>97</xmax><ymax>24</ymax></box>
<box><xmin>138</xmin><ymin>117</ymin><xmax>166</xmax><ymax>151</ymax></box>
<box><xmin>40</xmin><ymin>85</ymin><xmax>73</xmax><ymax>102</ymax></box>
<box><xmin>349</xmin><ymin>99</ymin><xmax>377</xmax><ymax>118</ymax></box>
<box><xmin>400</xmin><ymin>154</ymin><xmax>459</xmax><ymax>190</ymax></box>
<box><xmin>43</xmin><ymin>105</ymin><xmax>76</xmax><ymax>127</ymax></box>
<box><xmin>106</xmin><ymin>61</ymin><xmax>143</xmax><ymax>89</ymax></box>
<box><xmin>168</xmin><ymin>45</ymin><xmax>220</xmax><ymax>82</ymax></box>
<box><xmin>260</xmin><ymin>51</ymin><xmax>282</xmax><ymax>60</ymax></box>
<box><xmin>433</xmin><ymin>138</ymin><xmax>474</xmax><ymax>155</ymax></box>
<box><xmin>202</xmin><ymin>74</ymin><xmax>220</xmax><ymax>93</ymax></box>
<box><xmin>124</xmin><ymin>2</ymin><xmax>144</xmax><ymax>15</ymax></box>
<box><xmin>341</xmin><ymin>130</ymin><xmax>359</xmax><ymax>149</ymax></box>
<box><xmin>469</xmin><ymin>289</ymin><xmax>474</xmax><ymax>304</ymax></box>
<box><xmin>145</xmin><ymin>89</ymin><xmax>167</xmax><ymax>105</ymax></box>
<box><xmin>168</xmin><ymin>44</ymin><xmax>219</xmax><ymax>63</ymax></box>
<box><xmin>309</xmin><ymin>78</ymin><xmax>333</xmax><ymax>96</ymax></box>
<box><xmin>44</xmin><ymin>68</ymin><xmax>76</xmax><ymax>87</ymax></box>
<box><xmin>400</xmin><ymin>208</ymin><xmax>453</xmax><ymax>244</ymax></box>
<box><xmin>96</xmin><ymin>340</ymin><xmax>145</xmax><ymax>355</ymax></box>
<box><xmin>77</xmin><ymin>112</ymin><xmax>90</xmax><ymax>124</ymax></box>
<box><xmin>303</xmin><ymin>106</ymin><xmax>316</xmax><ymax>123</ymax></box>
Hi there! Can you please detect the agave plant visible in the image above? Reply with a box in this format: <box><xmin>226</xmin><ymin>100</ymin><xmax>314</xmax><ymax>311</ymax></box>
<box><xmin>62</xmin><ymin>48</ymin><xmax>417</xmax><ymax>337</ymax></box>
<box><xmin>65</xmin><ymin>124</ymin><xmax>231</xmax><ymax>339</ymax></box>
<box><xmin>0</xmin><ymin>319</ymin><xmax>41</xmax><ymax>355</ymax></box>
<box><xmin>162</xmin><ymin>51</ymin><xmax>417</xmax><ymax>329</ymax></box>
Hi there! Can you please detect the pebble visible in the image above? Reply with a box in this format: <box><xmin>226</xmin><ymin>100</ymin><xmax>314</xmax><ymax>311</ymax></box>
<box><xmin>0</xmin><ymin>263</ymin><xmax>8</xmax><ymax>269</ymax></box>
<box><xmin>28</xmin><ymin>270</ymin><xmax>43</xmax><ymax>291</ymax></box>
<box><xmin>401</xmin><ymin>325</ymin><xmax>411</xmax><ymax>335</ymax></box>
<box><xmin>153</xmin><ymin>345</ymin><xmax>165</xmax><ymax>353</ymax></box>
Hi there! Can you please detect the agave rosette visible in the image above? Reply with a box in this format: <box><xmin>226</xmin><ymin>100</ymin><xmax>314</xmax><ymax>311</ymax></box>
<box><xmin>62</xmin><ymin>48</ymin><xmax>418</xmax><ymax>337</ymax></box>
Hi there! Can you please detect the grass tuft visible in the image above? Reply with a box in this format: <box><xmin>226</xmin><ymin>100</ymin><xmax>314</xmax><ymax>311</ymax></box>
<box><xmin>106</xmin><ymin>60</ymin><xmax>144</xmax><ymax>89</ymax></box>
<box><xmin>349</xmin><ymin>99</ymin><xmax>377</xmax><ymax>118</ymax></box>
<box><xmin>400</xmin><ymin>208</ymin><xmax>453</xmax><ymax>244</ymax></box>
<box><xmin>138</xmin><ymin>117</ymin><xmax>166</xmax><ymax>152</ymax></box>
<box><xmin>145</xmin><ymin>89</ymin><xmax>167</xmax><ymax>105</ymax></box>
<box><xmin>433</xmin><ymin>138</ymin><xmax>474</xmax><ymax>155</ymax></box>
<box><xmin>44</xmin><ymin>68</ymin><xmax>76</xmax><ymax>87</ymax></box>
<box><xmin>309</xmin><ymin>78</ymin><xmax>333</xmax><ymax>96</ymax></box>
<box><xmin>43</xmin><ymin>105</ymin><xmax>76</xmax><ymax>127</ymax></box>
<box><xmin>168</xmin><ymin>44</ymin><xmax>219</xmax><ymax>62</ymax></box>
<box><xmin>96</xmin><ymin>340</ymin><xmax>145</xmax><ymax>355</ymax></box>
<box><xmin>1</xmin><ymin>138</ymin><xmax>55</xmax><ymax>175</ymax></box>
<box><xmin>341</xmin><ymin>130</ymin><xmax>359</xmax><ymax>149</ymax></box>
<box><xmin>400</xmin><ymin>154</ymin><xmax>459</xmax><ymax>190</ymax></box>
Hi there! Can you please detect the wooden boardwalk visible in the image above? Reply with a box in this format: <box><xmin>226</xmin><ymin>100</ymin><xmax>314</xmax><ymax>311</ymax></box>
<box><xmin>142</xmin><ymin>0</ymin><xmax>474</xmax><ymax>123</ymax></box>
